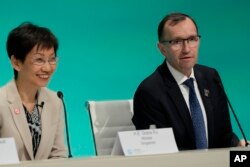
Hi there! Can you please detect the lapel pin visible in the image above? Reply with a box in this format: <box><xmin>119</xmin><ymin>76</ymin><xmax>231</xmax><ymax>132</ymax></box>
<box><xmin>14</xmin><ymin>108</ymin><xmax>20</xmax><ymax>115</ymax></box>
<box><xmin>204</xmin><ymin>89</ymin><xmax>210</xmax><ymax>97</ymax></box>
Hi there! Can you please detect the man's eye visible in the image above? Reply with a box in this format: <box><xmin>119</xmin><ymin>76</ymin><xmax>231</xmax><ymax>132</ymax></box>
<box><xmin>188</xmin><ymin>37</ymin><xmax>197</xmax><ymax>41</ymax></box>
<box><xmin>171</xmin><ymin>40</ymin><xmax>182</xmax><ymax>44</ymax></box>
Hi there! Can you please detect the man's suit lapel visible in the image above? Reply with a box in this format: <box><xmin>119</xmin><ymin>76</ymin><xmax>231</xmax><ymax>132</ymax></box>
<box><xmin>194</xmin><ymin>66</ymin><xmax>214</xmax><ymax>147</ymax></box>
<box><xmin>6</xmin><ymin>81</ymin><xmax>34</xmax><ymax>160</ymax></box>
<box><xmin>159</xmin><ymin>62</ymin><xmax>195</xmax><ymax>143</ymax></box>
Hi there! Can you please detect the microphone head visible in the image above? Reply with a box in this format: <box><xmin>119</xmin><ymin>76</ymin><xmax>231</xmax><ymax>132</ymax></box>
<box><xmin>36</xmin><ymin>101</ymin><xmax>45</xmax><ymax>108</ymax></box>
<box><xmin>57</xmin><ymin>91</ymin><xmax>63</xmax><ymax>99</ymax></box>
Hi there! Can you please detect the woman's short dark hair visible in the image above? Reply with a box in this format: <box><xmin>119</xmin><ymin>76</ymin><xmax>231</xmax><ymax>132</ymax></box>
<box><xmin>6</xmin><ymin>22</ymin><xmax>58</xmax><ymax>79</ymax></box>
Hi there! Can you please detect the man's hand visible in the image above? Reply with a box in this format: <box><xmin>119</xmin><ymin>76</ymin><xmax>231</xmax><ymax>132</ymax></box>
<box><xmin>238</xmin><ymin>139</ymin><xmax>249</xmax><ymax>147</ymax></box>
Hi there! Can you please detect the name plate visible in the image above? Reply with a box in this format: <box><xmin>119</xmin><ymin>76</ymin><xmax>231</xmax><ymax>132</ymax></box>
<box><xmin>0</xmin><ymin>138</ymin><xmax>19</xmax><ymax>165</ymax></box>
<box><xmin>112</xmin><ymin>128</ymin><xmax>178</xmax><ymax>156</ymax></box>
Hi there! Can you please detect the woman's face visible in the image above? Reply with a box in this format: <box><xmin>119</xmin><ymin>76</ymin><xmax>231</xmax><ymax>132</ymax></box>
<box><xmin>14</xmin><ymin>45</ymin><xmax>57</xmax><ymax>88</ymax></box>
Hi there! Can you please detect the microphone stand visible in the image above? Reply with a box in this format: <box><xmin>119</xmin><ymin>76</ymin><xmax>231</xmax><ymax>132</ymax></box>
<box><xmin>57</xmin><ymin>91</ymin><xmax>73</xmax><ymax>158</ymax></box>
<box><xmin>217</xmin><ymin>77</ymin><xmax>249</xmax><ymax>147</ymax></box>
<box><xmin>226</xmin><ymin>97</ymin><xmax>249</xmax><ymax>147</ymax></box>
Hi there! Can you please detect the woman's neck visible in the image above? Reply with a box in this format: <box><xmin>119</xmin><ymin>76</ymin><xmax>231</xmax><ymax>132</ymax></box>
<box><xmin>15</xmin><ymin>79</ymin><xmax>38</xmax><ymax>111</ymax></box>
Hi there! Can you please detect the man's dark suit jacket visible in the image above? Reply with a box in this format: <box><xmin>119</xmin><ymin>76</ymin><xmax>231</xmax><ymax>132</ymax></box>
<box><xmin>132</xmin><ymin>60</ymin><xmax>239</xmax><ymax>150</ymax></box>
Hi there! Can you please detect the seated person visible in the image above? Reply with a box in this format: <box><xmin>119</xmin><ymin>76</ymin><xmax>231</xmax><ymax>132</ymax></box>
<box><xmin>132</xmin><ymin>12</ymin><xmax>244</xmax><ymax>150</ymax></box>
<box><xmin>0</xmin><ymin>23</ymin><xmax>67</xmax><ymax>160</ymax></box>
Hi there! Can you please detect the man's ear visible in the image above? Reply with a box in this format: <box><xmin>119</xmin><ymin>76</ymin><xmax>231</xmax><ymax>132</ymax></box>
<box><xmin>10</xmin><ymin>55</ymin><xmax>21</xmax><ymax>71</ymax></box>
<box><xmin>157</xmin><ymin>42</ymin><xmax>167</xmax><ymax>55</ymax></box>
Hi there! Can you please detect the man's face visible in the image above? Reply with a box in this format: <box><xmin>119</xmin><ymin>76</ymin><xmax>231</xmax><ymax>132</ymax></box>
<box><xmin>158</xmin><ymin>18</ymin><xmax>200</xmax><ymax>76</ymax></box>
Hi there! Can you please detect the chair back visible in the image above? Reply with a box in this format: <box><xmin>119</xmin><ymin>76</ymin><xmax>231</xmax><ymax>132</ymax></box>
<box><xmin>86</xmin><ymin>99</ymin><xmax>135</xmax><ymax>155</ymax></box>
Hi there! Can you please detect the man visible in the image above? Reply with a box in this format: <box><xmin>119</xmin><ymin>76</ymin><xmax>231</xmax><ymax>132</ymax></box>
<box><xmin>132</xmin><ymin>12</ymin><xmax>241</xmax><ymax>150</ymax></box>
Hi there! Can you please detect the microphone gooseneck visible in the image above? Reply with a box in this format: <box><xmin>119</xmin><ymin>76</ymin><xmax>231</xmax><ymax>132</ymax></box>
<box><xmin>57</xmin><ymin>91</ymin><xmax>72</xmax><ymax>158</ymax></box>
<box><xmin>216</xmin><ymin>77</ymin><xmax>249</xmax><ymax>147</ymax></box>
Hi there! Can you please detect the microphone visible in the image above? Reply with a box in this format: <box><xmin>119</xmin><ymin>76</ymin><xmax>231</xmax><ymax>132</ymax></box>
<box><xmin>215</xmin><ymin>77</ymin><xmax>249</xmax><ymax>147</ymax></box>
<box><xmin>36</xmin><ymin>101</ymin><xmax>45</xmax><ymax>108</ymax></box>
<box><xmin>36</xmin><ymin>101</ymin><xmax>45</xmax><ymax>122</ymax></box>
<box><xmin>57</xmin><ymin>91</ymin><xmax>72</xmax><ymax>158</ymax></box>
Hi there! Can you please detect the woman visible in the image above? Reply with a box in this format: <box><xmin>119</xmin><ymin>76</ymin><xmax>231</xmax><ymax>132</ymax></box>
<box><xmin>0</xmin><ymin>23</ymin><xmax>67</xmax><ymax>160</ymax></box>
